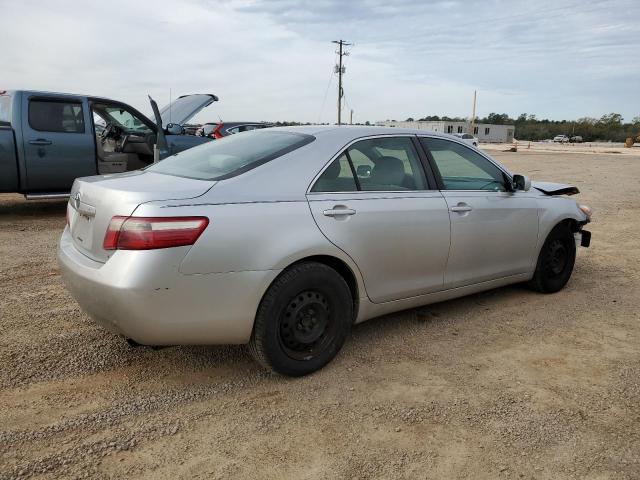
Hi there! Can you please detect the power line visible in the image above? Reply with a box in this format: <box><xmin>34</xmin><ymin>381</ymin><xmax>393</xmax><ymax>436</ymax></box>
<box><xmin>317</xmin><ymin>64</ymin><xmax>335</xmax><ymax>124</ymax></box>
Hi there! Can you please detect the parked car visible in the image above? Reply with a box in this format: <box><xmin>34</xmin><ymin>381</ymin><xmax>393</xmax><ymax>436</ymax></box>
<box><xmin>0</xmin><ymin>90</ymin><xmax>218</xmax><ymax>198</ymax></box>
<box><xmin>553</xmin><ymin>135</ymin><xmax>570</xmax><ymax>143</ymax></box>
<box><xmin>453</xmin><ymin>132</ymin><xmax>479</xmax><ymax>146</ymax></box>
<box><xmin>58</xmin><ymin>126</ymin><xmax>592</xmax><ymax>376</ymax></box>
<box><xmin>197</xmin><ymin>121</ymin><xmax>273</xmax><ymax>139</ymax></box>
<box><xmin>570</xmin><ymin>136</ymin><xmax>583</xmax><ymax>143</ymax></box>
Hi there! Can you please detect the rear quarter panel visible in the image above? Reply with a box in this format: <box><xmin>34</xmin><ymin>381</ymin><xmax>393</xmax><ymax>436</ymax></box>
<box><xmin>134</xmin><ymin>201</ymin><xmax>365</xmax><ymax>291</ymax></box>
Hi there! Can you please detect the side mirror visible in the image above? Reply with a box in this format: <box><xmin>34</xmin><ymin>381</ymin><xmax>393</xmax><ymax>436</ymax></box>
<box><xmin>166</xmin><ymin>123</ymin><xmax>184</xmax><ymax>135</ymax></box>
<box><xmin>356</xmin><ymin>164</ymin><xmax>372</xmax><ymax>178</ymax></box>
<box><xmin>513</xmin><ymin>174</ymin><xmax>531</xmax><ymax>191</ymax></box>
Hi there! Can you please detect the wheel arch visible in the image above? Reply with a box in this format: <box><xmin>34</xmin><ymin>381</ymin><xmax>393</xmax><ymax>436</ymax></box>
<box><xmin>532</xmin><ymin>215</ymin><xmax>582</xmax><ymax>270</ymax></box>
<box><xmin>263</xmin><ymin>254</ymin><xmax>361</xmax><ymax>323</ymax></box>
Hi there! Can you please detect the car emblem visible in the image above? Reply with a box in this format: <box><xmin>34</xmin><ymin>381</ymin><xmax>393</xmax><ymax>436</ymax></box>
<box><xmin>74</xmin><ymin>192</ymin><xmax>81</xmax><ymax>209</ymax></box>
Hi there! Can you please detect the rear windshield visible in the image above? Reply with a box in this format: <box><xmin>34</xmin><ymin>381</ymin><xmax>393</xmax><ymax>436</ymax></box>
<box><xmin>147</xmin><ymin>130</ymin><xmax>314</xmax><ymax>180</ymax></box>
<box><xmin>0</xmin><ymin>95</ymin><xmax>11</xmax><ymax>124</ymax></box>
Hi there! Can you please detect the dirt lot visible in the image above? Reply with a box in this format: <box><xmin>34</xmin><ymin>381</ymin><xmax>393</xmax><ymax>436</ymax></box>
<box><xmin>1</xmin><ymin>150</ymin><xmax>639</xmax><ymax>480</ymax></box>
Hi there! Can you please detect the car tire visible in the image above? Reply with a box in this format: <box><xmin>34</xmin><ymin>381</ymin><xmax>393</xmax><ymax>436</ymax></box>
<box><xmin>248</xmin><ymin>262</ymin><xmax>353</xmax><ymax>376</ymax></box>
<box><xmin>528</xmin><ymin>223</ymin><xmax>576</xmax><ymax>293</ymax></box>
<box><xmin>473</xmin><ymin>142</ymin><xmax>478</xmax><ymax>147</ymax></box>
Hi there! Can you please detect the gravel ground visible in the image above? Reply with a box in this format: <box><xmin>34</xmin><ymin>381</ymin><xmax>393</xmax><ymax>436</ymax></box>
<box><xmin>1</xmin><ymin>150</ymin><xmax>639</xmax><ymax>479</ymax></box>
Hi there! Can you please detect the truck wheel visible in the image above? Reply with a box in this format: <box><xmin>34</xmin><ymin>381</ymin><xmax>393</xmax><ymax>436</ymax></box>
<box><xmin>248</xmin><ymin>262</ymin><xmax>352</xmax><ymax>376</ymax></box>
<box><xmin>528</xmin><ymin>223</ymin><xmax>576</xmax><ymax>293</ymax></box>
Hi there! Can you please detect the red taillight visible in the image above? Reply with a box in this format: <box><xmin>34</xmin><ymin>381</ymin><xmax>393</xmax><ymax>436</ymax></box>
<box><xmin>103</xmin><ymin>216</ymin><xmax>209</xmax><ymax>250</ymax></box>
<box><xmin>213</xmin><ymin>123</ymin><xmax>224</xmax><ymax>139</ymax></box>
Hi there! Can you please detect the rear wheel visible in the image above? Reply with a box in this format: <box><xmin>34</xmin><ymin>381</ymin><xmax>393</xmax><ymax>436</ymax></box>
<box><xmin>248</xmin><ymin>262</ymin><xmax>353</xmax><ymax>376</ymax></box>
<box><xmin>528</xmin><ymin>223</ymin><xmax>576</xmax><ymax>293</ymax></box>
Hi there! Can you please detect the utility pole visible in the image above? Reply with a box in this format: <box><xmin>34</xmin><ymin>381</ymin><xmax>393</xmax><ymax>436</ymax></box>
<box><xmin>350</xmin><ymin>109</ymin><xmax>354</xmax><ymax>125</ymax></box>
<box><xmin>332</xmin><ymin>40</ymin><xmax>351</xmax><ymax>125</ymax></box>
<box><xmin>470</xmin><ymin>90</ymin><xmax>477</xmax><ymax>135</ymax></box>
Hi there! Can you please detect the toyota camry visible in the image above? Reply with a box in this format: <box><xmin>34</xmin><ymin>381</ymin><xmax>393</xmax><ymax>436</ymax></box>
<box><xmin>58</xmin><ymin>126</ymin><xmax>592</xmax><ymax>376</ymax></box>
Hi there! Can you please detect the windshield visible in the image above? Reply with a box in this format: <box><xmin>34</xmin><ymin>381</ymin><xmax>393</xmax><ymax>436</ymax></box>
<box><xmin>147</xmin><ymin>130</ymin><xmax>315</xmax><ymax>180</ymax></box>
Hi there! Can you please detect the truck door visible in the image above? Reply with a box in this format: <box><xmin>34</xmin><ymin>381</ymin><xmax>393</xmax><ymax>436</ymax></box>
<box><xmin>21</xmin><ymin>95</ymin><xmax>96</xmax><ymax>192</ymax></box>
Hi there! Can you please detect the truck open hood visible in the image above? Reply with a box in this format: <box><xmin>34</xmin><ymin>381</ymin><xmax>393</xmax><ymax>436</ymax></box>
<box><xmin>532</xmin><ymin>181</ymin><xmax>580</xmax><ymax>196</ymax></box>
<box><xmin>158</xmin><ymin>94</ymin><xmax>218</xmax><ymax>126</ymax></box>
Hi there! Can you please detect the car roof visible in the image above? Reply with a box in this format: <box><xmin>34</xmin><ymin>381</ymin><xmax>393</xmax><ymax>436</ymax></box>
<box><xmin>6</xmin><ymin>89</ymin><xmax>121</xmax><ymax>103</ymax></box>
<box><xmin>203</xmin><ymin>121</ymin><xmax>272</xmax><ymax>127</ymax></box>
<box><xmin>266</xmin><ymin>125</ymin><xmax>463</xmax><ymax>142</ymax></box>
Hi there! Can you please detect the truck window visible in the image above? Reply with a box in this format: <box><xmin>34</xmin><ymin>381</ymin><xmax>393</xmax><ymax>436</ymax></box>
<box><xmin>29</xmin><ymin>100</ymin><xmax>85</xmax><ymax>133</ymax></box>
<box><xmin>0</xmin><ymin>95</ymin><xmax>11</xmax><ymax>124</ymax></box>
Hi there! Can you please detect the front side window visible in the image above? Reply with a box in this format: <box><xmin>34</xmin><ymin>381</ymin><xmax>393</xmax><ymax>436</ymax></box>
<box><xmin>102</xmin><ymin>106</ymin><xmax>151</xmax><ymax>133</ymax></box>
<box><xmin>29</xmin><ymin>100</ymin><xmax>85</xmax><ymax>133</ymax></box>
<box><xmin>312</xmin><ymin>136</ymin><xmax>427</xmax><ymax>192</ymax></box>
<box><xmin>147</xmin><ymin>130</ymin><xmax>314</xmax><ymax>180</ymax></box>
<box><xmin>420</xmin><ymin>137</ymin><xmax>507</xmax><ymax>191</ymax></box>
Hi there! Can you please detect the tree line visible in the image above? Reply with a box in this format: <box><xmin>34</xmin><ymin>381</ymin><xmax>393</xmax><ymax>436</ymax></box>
<box><xmin>403</xmin><ymin>113</ymin><xmax>640</xmax><ymax>142</ymax></box>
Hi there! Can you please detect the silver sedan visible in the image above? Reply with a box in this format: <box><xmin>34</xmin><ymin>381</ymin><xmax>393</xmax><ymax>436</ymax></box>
<box><xmin>58</xmin><ymin>126</ymin><xmax>592</xmax><ymax>376</ymax></box>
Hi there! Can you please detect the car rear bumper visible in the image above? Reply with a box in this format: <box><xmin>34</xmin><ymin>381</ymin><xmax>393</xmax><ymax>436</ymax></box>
<box><xmin>57</xmin><ymin>227</ymin><xmax>280</xmax><ymax>345</ymax></box>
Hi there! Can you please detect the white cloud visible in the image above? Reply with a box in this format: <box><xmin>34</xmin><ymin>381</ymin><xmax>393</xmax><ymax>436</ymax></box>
<box><xmin>1</xmin><ymin>0</ymin><xmax>638</xmax><ymax>123</ymax></box>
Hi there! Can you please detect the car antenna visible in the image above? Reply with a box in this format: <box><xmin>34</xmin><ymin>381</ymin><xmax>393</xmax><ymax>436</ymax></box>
<box><xmin>169</xmin><ymin>88</ymin><xmax>172</xmax><ymax>124</ymax></box>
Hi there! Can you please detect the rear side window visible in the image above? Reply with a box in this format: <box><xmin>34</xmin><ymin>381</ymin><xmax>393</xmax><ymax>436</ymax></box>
<box><xmin>312</xmin><ymin>136</ymin><xmax>427</xmax><ymax>193</ymax></box>
<box><xmin>0</xmin><ymin>95</ymin><xmax>11</xmax><ymax>123</ymax></box>
<box><xmin>29</xmin><ymin>100</ymin><xmax>85</xmax><ymax>133</ymax></box>
<box><xmin>311</xmin><ymin>153</ymin><xmax>357</xmax><ymax>192</ymax></box>
<box><xmin>147</xmin><ymin>130</ymin><xmax>314</xmax><ymax>180</ymax></box>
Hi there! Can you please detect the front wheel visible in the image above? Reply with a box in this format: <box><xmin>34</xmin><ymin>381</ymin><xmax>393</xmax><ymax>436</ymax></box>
<box><xmin>248</xmin><ymin>262</ymin><xmax>353</xmax><ymax>376</ymax></box>
<box><xmin>528</xmin><ymin>223</ymin><xmax>576</xmax><ymax>293</ymax></box>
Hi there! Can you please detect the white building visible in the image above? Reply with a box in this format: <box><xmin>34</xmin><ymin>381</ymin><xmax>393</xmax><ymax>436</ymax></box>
<box><xmin>375</xmin><ymin>120</ymin><xmax>515</xmax><ymax>143</ymax></box>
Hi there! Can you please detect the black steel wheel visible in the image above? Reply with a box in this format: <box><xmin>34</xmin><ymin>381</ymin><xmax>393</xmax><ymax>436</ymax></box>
<box><xmin>249</xmin><ymin>262</ymin><xmax>353</xmax><ymax>376</ymax></box>
<box><xmin>543</xmin><ymin>239</ymin><xmax>568</xmax><ymax>278</ymax></box>
<box><xmin>528</xmin><ymin>223</ymin><xmax>576</xmax><ymax>293</ymax></box>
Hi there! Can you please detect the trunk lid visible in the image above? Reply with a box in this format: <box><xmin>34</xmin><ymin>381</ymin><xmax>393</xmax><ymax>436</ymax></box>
<box><xmin>68</xmin><ymin>171</ymin><xmax>214</xmax><ymax>262</ymax></box>
<box><xmin>158</xmin><ymin>94</ymin><xmax>218</xmax><ymax>126</ymax></box>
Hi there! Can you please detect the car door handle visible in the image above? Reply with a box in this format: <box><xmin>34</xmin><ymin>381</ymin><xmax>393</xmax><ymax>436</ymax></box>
<box><xmin>323</xmin><ymin>206</ymin><xmax>356</xmax><ymax>217</ymax></box>
<box><xmin>29</xmin><ymin>139</ymin><xmax>52</xmax><ymax>146</ymax></box>
<box><xmin>450</xmin><ymin>203</ymin><xmax>472</xmax><ymax>213</ymax></box>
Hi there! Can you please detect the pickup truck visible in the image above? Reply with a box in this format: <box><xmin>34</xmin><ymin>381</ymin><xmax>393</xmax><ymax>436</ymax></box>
<box><xmin>0</xmin><ymin>90</ymin><xmax>216</xmax><ymax>198</ymax></box>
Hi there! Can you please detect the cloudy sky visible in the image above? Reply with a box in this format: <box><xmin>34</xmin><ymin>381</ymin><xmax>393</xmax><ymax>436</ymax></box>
<box><xmin>2</xmin><ymin>0</ymin><xmax>638</xmax><ymax>124</ymax></box>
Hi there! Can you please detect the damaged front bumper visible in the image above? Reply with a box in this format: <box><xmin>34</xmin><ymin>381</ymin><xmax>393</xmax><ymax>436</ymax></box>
<box><xmin>575</xmin><ymin>219</ymin><xmax>591</xmax><ymax>248</ymax></box>
<box><xmin>577</xmin><ymin>230</ymin><xmax>591</xmax><ymax>247</ymax></box>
